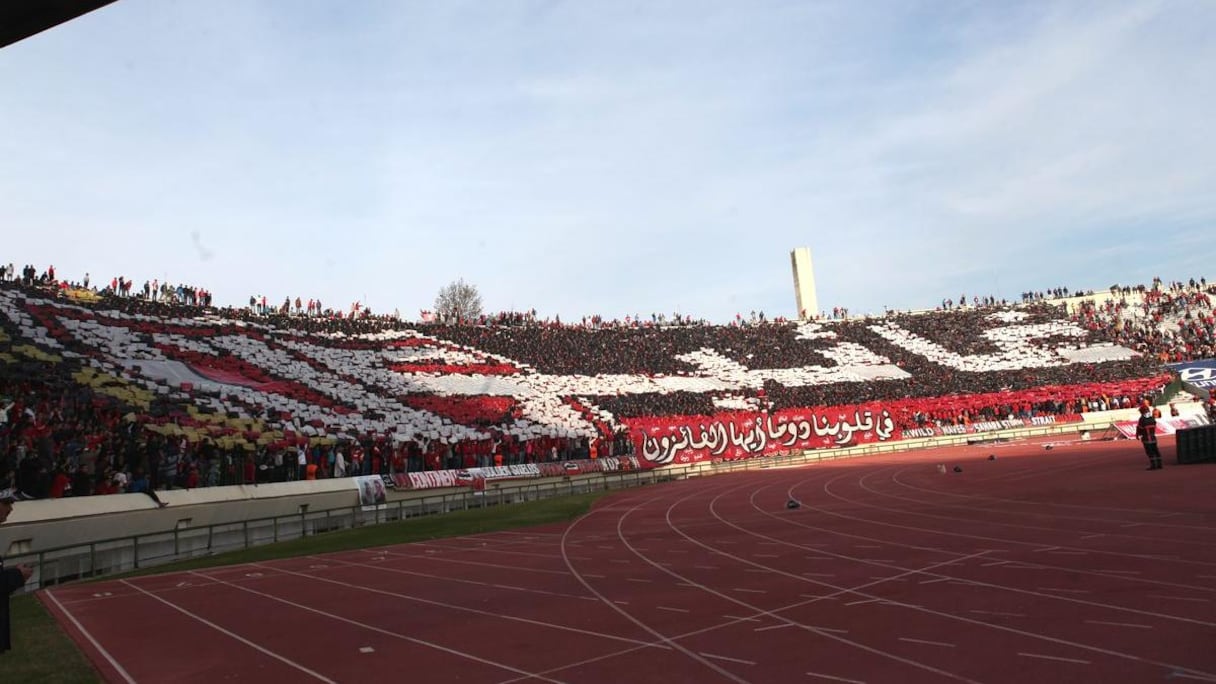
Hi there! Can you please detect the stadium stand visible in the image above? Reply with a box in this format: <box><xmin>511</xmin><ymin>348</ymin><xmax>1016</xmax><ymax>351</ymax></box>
<box><xmin>1</xmin><ymin>266</ymin><xmax>1209</xmax><ymax>500</ymax></box>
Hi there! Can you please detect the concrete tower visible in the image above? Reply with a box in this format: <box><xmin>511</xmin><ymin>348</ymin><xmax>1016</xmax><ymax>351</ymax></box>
<box><xmin>790</xmin><ymin>247</ymin><xmax>819</xmax><ymax>320</ymax></box>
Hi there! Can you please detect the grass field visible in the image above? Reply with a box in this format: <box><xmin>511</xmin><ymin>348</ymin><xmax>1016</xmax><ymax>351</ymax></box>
<box><xmin>6</xmin><ymin>492</ymin><xmax>608</xmax><ymax>682</ymax></box>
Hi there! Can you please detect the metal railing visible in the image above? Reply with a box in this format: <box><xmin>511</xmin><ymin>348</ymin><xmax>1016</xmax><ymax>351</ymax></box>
<box><xmin>8</xmin><ymin>420</ymin><xmax>1095</xmax><ymax>592</ymax></box>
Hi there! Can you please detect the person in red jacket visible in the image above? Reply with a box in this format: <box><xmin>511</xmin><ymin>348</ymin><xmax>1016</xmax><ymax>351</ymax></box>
<box><xmin>1</xmin><ymin>487</ymin><xmax>34</xmax><ymax>654</ymax></box>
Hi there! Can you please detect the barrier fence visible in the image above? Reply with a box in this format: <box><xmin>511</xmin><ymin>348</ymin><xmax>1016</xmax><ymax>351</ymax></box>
<box><xmin>6</xmin><ymin>419</ymin><xmax>1099</xmax><ymax>593</ymax></box>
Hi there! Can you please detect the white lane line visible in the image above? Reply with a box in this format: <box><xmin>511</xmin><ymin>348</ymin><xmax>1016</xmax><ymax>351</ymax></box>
<box><xmin>1047</xmin><ymin>551</ymin><xmax>1088</xmax><ymax>556</ymax></box>
<box><xmin>1038</xmin><ymin>587</ymin><xmax>1091</xmax><ymax>594</ymax></box>
<box><xmin>699</xmin><ymin>652</ymin><xmax>755</xmax><ymax>666</ymax></box>
<box><xmin>733</xmin><ymin>588</ymin><xmax>767</xmax><ymax>594</ymax></box>
<box><xmin>724</xmin><ymin>615</ymin><xmax>762</xmax><ymax>622</ymax></box>
<box><xmin>899</xmin><ymin>637</ymin><xmax>955</xmax><ymax>648</ymax></box>
<box><xmin>609</xmin><ymin>559</ymin><xmax>631</xmax><ymax>564</ymax></box>
<box><xmin>1085</xmin><ymin>620</ymin><xmax>1153</xmax><ymax>629</ymax></box>
<box><xmin>582</xmin><ymin>573</ymin><xmax>606</xmax><ymax>578</ymax></box>
<box><xmin>846</xmin><ymin>598</ymin><xmax>880</xmax><ymax>606</ymax></box>
<box><xmin>1080</xmin><ymin>534</ymin><xmax>1105</xmax><ymax>540</ymax></box>
<box><xmin>694</xmin><ymin>565</ymin><xmax>719</xmax><ymax>570</ymax></box>
<box><xmin>746</xmin><ymin>569</ymin><xmax>773</xmax><ymax>573</ymax></box>
<box><xmin>1147</xmin><ymin>595</ymin><xmax>1210</xmax><ymax>603</ymax></box>
<box><xmin>802</xmin><ymin>572</ymin><xmax>835</xmax><ymax>578</ymax></box>
<box><xmin>1196</xmin><ymin>575</ymin><xmax>1216</xmax><ymax>580</ymax></box>
<box><xmin>359</xmin><ymin>646</ymin><xmax>375</xmax><ymax>654</ymax></box>
<box><xmin>656</xmin><ymin>606</ymin><xmax>690</xmax><ymax>613</ymax></box>
<box><xmin>970</xmin><ymin>610</ymin><xmax>1026</xmax><ymax>618</ymax></box>
<box><xmin>1098</xmin><ymin>570</ymin><xmax>1141</xmax><ymax>575</ymax></box>
<box><xmin>982</xmin><ymin>561</ymin><xmax>1010</xmax><ymax>567</ymax></box>
<box><xmin>806</xmin><ymin>671</ymin><xmax>866</xmax><ymax>683</ymax></box>
<box><xmin>918</xmin><ymin>577</ymin><xmax>951</xmax><ymax>585</ymax></box>
<box><xmin>755</xmin><ymin>623</ymin><xmax>794</xmax><ymax>632</ymax></box>
<box><xmin>120</xmin><ymin>580</ymin><xmax>337</xmax><ymax>683</ymax></box>
<box><xmin>44</xmin><ymin>590</ymin><xmax>137</xmax><ymax>684</ymax></box>
<box><xmin>1168</xmin><ymin>671</ymin><xmax>1216</xmax><ymax>682</ymax></box>
<box><xmin>626</xmin><ymin>578</ymin><xmax>652</xmax><ymax>583</ymax></box>
<box><xmin>754</xmin><ymin>554</ymin><xmax>781</xmax><ymax>559</ymax></box>
<box><xmin>1018</xmin><ymin>652</ymin><xmax>1091</xmax><ymax>665</ymax></box>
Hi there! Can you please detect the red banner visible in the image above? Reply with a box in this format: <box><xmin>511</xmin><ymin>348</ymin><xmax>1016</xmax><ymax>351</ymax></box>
<box><xmin>629</xmin><ymin>407</ymin><xmax>898</xmax><ymax>466</ymax></box>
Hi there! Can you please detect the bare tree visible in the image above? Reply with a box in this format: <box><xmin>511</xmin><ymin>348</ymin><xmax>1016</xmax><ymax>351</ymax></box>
<box><xmin>434</xmin><ymin>278</ymin><xmax>483</xmax><ymax>324</ymax></box>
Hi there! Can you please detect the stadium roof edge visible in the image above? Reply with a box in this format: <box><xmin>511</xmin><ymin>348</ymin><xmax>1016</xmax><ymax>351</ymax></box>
<box><xmin>0</xmin><ymin>0</ymin><xmax>118</xmax><ymax>50</ymax></box>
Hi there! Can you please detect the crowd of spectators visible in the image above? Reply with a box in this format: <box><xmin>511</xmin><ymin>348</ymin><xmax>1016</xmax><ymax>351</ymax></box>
<box><xmin>1</xmin><ymin>264</ymin><xmax>1208</xmax><ymax>500</ymax></box>
<box><xmin>1073</xmin><ymin>280</ymin><xmax>1215</xmax><ymax>364</ymax></box>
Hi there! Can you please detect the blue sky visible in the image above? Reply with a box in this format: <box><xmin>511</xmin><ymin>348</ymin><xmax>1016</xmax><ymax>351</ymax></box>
<box><xmin>1</xmin><ymin>0</ymin><xmax>1213</xmax><ymax>322</ymax></box>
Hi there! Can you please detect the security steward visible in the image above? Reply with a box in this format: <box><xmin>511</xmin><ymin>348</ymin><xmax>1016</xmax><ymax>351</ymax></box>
<box><xmin>1135</xmin><ymin>405</ymin><xmax>1163</xmax><ymax>471</ymax></box>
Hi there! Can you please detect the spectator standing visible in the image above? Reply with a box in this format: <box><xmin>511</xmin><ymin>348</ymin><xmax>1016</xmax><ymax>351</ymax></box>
<box><xmin>1</xmin><ymin>487</ymin><xmax>34</xmax><ymax>654</ymax></box>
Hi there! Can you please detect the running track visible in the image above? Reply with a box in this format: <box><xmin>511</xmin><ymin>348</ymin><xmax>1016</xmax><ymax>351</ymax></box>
<box><xmin>41</xmin><ymin>438</ymin><xmax>1216</xmax><ymax>683</ymax></box>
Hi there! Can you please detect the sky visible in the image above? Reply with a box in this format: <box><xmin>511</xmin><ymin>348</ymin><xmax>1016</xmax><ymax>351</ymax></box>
<box><xmin>1</xmin><ymin>0</ymin><xmax>1214</xmax><ymax>323</ymax></box>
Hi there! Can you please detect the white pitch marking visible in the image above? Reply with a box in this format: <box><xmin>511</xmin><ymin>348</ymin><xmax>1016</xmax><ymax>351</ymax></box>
<box><xmin>245</xmin><ymin>572</ymin><xmax>264</xmax><ymax>578</ymax></box>
<box><xmin>175</xmin><ymin>582</ymin><xmax>191</xmax><ymax>588</ymax></box>
<box><xmin>806</xmin><ymin>671</ymin><xmax>865</xmax><ymax>683</ymax></box>
<box><xmin>1085</xmin><ymin>620</ymin><xmax>1153</xmax><ymax>629</ymax></box>
<box><xmin>656</xmin><ymin>606</ymin><xmax>690</xmax><ymax>613</ymax></box>
<box><xmin>359</xmin><ymin>646</ymin><xmax>375</xmax><ymax>654</ymax></box>
<box><xmin>1018</xmin><ymin>652</ymin><xmax>1090</xmax><ymax>665</ymax></box>
<box><xmin>899</xmin><ymin>637</ymin><xmax>955</xmax><ymax>648</ymax></box>
<box><xmin>698</xmin><ymin>652</ymin><xmax>755</xmax><ymax>665</ymax></box>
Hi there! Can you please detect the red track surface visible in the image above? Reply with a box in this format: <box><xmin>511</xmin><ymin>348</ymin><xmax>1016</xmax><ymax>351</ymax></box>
<box><xmin>40</xmin><ymin>437</ymin><xmax>1216</xmax><ymax>683</ymax></box>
